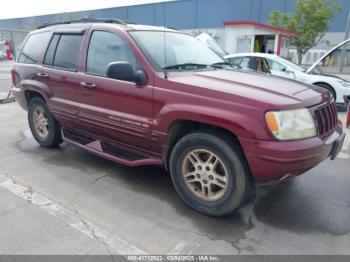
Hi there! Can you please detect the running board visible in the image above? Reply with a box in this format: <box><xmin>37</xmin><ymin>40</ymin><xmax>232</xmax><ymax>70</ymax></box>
<box><xmin>62</xmin><ymin>129</ymin><xmax>163</xmax><ymax>167</ymax></box>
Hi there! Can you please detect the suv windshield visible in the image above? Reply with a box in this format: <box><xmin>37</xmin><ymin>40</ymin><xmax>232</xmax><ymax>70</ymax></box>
<box><xmin>129</xmin><ymin>31</ymin><xmax>225</xmax><ymax>71</ymax></box>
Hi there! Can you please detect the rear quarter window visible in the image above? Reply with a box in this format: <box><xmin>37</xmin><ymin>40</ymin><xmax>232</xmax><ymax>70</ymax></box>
<box><xmin>18</xmin><ymin>31</ymin><xmax>51</xmax><ymax>64</ymax></box>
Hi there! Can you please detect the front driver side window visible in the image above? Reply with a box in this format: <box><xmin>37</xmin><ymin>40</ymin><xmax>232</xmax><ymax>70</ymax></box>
<box><xmin>229</xmin><ymin>57</ymin><xmax>250</xmax><ymax>70</ymax></box>
<box><xmin>267</xmin><ymin>59</ymin><xmax>285</xmax><ymax>72</ymax></box>
<box><xmin>87</xmin><ymin>31</ymin><xmax>138</xmax><ymax>76</ymax></box>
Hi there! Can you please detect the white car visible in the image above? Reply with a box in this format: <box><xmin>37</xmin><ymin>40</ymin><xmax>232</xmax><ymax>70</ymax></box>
<box><xmin>196</xmin><ymin>33</ymin><xmax>228</xmax><ymax>58</ymax></box>
<box><xmin>196</xmin><ymin>33</ymin><xmax>350</xmax><ymax>106</ymax></box>
<box><xmin>224</xmin><ymin>46</ymin><xmax>350</xmax><ymax>106</ymax></box>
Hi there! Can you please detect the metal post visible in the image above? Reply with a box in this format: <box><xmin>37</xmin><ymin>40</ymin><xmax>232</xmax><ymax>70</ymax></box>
<box><xmin>339</xmin><ymin>10</ymin><xmax>350</xmax><ymax>73</ymax></box>
<box><xmin>9</xmin><ymin>30</ymin><xmax>16</xmax><ymax>61</ymax></box>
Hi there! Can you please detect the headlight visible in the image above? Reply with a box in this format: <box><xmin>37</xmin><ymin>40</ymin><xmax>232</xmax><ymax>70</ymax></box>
<box><xmin>265</xmin><ymin>108</ymin><xmax>317</xmax><ymax>140</ymax></box>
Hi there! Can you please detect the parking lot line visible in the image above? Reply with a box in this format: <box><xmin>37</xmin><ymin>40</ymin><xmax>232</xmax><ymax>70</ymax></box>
<box><xmin>0</xmin><ymin>172</ymin><xmax>148</xmax><ymax>255</ymax></box>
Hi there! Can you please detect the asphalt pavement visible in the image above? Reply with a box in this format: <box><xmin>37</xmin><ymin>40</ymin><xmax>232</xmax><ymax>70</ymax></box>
<box><xmin>0</xmin><ymin>102</ymin><xmax>349</xmax><ymax>255</ymax></box>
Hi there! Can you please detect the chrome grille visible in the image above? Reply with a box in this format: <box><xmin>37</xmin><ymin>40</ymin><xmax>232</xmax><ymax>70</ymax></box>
<box><xmin>314</xmin><ymin>102</ymin><xmax>338</xmax><ymax>139</ymax></box>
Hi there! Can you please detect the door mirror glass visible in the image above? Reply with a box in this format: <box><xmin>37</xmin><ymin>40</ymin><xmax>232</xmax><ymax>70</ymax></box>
<box><xmin>107</xmin><ymin>62</ymin><xmax>145</xmax><ymax>84</ymax></box>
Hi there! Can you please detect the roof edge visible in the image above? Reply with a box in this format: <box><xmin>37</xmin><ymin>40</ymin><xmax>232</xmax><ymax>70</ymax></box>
<box><xmin>223</xmin><ymin>20</ymin><xmax>301</xmax><ymax>37</ymax></box>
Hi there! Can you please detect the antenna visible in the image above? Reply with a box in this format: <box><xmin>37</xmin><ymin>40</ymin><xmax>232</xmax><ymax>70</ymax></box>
<box><xmin>163</xmin><ymin>0</ymin><xmax>168</xmax><ymax>79</ymax></box>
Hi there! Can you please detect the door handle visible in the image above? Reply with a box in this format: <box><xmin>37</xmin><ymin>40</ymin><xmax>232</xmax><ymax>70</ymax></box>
<box><xmin>37</xmin><ymin>72</ymin><xmax>49</xmax><ymax>78</ymax></box>
<box><xmin>80</xmin><ymin>82</ymin><xmax>96</xmax><ymax>89</ymax></box>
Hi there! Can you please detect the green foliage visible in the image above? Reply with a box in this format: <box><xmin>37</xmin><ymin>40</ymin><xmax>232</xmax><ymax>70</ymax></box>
<box><xmin>270</xmin><ymin>0</ymin><xmax>342</xmax><ymax>64</ymax></box>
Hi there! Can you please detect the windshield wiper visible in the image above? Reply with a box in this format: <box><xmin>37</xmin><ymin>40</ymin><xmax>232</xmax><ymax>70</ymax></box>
<box><xmin>163</xmin><ymin>63</ymin><xmax>209</xmax><ymax>70</ymax></box>
<box><xmin>211</xmin><ymin>62</ymin><xmax>233</xmax><ymax>68</ymax></box>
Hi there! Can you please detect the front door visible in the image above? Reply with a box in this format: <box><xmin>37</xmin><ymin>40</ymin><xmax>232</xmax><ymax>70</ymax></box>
<box><xmin>78</xmin><ymin>29</ymin><xmax>153</xmax><ymax>150</ymax></box>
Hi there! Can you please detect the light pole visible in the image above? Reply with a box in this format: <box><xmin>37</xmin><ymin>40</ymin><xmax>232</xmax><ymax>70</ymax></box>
<box><xmin>339</xmin><ymin>10</ymin><xmax>350</xmax><ymax>73</ymax></box>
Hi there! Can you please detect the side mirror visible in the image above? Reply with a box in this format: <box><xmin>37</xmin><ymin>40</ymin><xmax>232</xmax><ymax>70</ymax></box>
<box><xmin>288</xmin><ymin>71</ymin><xmax>296</xmax><ymax>79</ymax></box>
<box><xmin>106</xmin><ymin>62</ymin><xmax>146</xmax><ymax>85</ymax></box>
<box><xmin>344</xmin><ymin>95</ymin><xmax>350</xmax><ymax>103</ymax></box>
<box><xmin>283</xmin><ymin>67</ymin><xmax>295</xmax><ymax>79</ymax></box>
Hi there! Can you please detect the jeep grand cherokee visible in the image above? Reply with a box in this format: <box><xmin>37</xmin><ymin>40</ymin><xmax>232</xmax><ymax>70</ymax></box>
<box><xmin>11</xmin><ymin>18</ymin><xmax>345</xmax><ymax>216</ymax></box>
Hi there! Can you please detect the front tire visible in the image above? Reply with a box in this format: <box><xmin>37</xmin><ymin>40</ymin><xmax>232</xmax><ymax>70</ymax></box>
<box><xmin>28</xmin><ymin>96</ymin><xmax>62</xmax><ymax>148</ymax></box>
<box><xmin>169</xmin><ymin>131</ymin><xmax>253</xmax><ymax>216</ymax></box>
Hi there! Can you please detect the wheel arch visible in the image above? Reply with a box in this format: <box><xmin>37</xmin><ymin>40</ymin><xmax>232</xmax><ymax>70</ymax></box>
<box><xmin>313</xmin><ymin>82</ymin><xmax>336</xmax><ymax>100</ymax></box>
<box><xmin>25</xmin><ymin>90</ymin><xmax>46</xmax><ymax>104</ymax></box>
<box><xmin>163</xmin><ymin>119</ymin><xmax>250</xmax><ymax>174</ymax></box>
<box><xmin>21</xmin><ymin>79</ymin><xmax>53</xmax><ymax>106</ymax></box>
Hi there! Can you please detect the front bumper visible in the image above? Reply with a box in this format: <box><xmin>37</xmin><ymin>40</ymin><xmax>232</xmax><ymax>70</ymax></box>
<box><xmin>239</xmin><ymin>123</ymin><xmax>344</xmax><ymax>183</ymax></box>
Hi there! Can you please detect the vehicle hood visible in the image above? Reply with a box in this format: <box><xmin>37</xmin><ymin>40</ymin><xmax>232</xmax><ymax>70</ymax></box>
<box><xmin>306</xmin><ymin>38</ymin><xmax>350</xmax><ymax>74</ymax></box>
<box><xmin>196</xmin><ymin>33</ymin><xmax>228</xmax><ymax>57</ymax></box>
<box><xmin>308</xmin><ymin>73</ymin><xmax>346</xmax><ymax>82</ymax></box>
<box><xmin>167</xmin><ymin>69</ymin><xmax>329</xmax><ymax>108</ymax></box>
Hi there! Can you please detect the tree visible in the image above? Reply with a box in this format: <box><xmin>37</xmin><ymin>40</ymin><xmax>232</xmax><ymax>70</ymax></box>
<box><xmin>270</xmin><ymin>0</ymin><xmax>342</xmax><ymax>64</ymax></box>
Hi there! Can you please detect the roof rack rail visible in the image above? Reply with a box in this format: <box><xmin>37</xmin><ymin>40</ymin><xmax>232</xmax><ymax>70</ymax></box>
<box><xmin>38</xmin><ymin>17</ymin><xmax>127</xmax><ymax>29</ymax></box>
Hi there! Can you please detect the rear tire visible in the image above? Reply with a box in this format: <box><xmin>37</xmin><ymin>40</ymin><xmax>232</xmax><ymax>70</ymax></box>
<box><xmin>28</xmin><ymin>96</ymin><xmax>62</xmax><ymax>148</ymax></box>
<box><xmin>169</xmin><ymin>131</ymin><xmax>253</xmax><ymax>216</ymax></box>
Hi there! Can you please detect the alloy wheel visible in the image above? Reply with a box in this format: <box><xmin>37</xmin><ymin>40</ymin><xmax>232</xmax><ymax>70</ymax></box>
<box><xmin>181</xmin><ymin>149</ymin><xmax>229</xmax><ymax>201</ymax></box>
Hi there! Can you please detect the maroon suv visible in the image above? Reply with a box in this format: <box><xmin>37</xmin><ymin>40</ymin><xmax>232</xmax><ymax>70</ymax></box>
<box><xmin>11</xmin><ymin>19</ymin><xmax>345</xmax><ymax>216</ymax></box>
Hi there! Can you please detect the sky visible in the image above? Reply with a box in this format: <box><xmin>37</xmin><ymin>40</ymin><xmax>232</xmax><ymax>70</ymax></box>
<box><xmin>0</xmin><ymin>0</ymin><xmax>174</xmax><ymax>19</ymax></box>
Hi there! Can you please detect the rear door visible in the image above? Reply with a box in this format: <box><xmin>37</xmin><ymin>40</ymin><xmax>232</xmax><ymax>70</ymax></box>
<box><xmin>38</xmin><ymin>29</ymin><xmax>86</xmax><ymax>129</ymax></box>
<box><xmin>78</xmin><ymin>28</ymin><xmax>153</xmax><ymax>150</ymax></box>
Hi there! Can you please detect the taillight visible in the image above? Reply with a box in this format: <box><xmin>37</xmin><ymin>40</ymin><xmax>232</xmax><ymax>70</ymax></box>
<box><xmin>11</xmin><ymin>68</ymin><xmax>16</xmax><ymax>86</ymax></box>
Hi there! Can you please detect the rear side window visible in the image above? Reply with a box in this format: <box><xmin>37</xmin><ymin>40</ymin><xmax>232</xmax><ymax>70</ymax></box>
<box><xmin>44</xmin><ymin>34</ymin><xmax>60</xmax><ymax>66</ymax></box>
<box><xmin>53</xmin><ymin>34</ymin><xmax>83</xmax><ymax>70</ymax></box>
<box><xmin>19</xmin><ymin>32</ymin><xmax>51</xmax><ymax>64</ymax></box>
<box><xmin>86</xmin><ymin>31</ymin><xmax>137</xmax><ymax>76</ymax></box>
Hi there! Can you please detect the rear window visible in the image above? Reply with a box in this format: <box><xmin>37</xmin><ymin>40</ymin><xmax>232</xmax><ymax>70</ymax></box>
<box><xmin>18</xmin><ymin>32</ymin><xmax>51</xmax><ymax>64</ymax></box>
<box><xmin>52</xmin><ymin>34</ymin><xmax>83</xmax><ymax>71</ymax></box>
